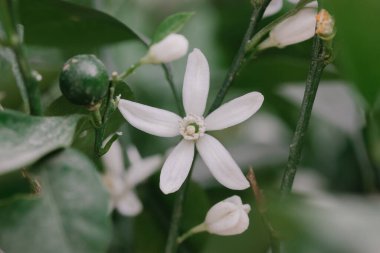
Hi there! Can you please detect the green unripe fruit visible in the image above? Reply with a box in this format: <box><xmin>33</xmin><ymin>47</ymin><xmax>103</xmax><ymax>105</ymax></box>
<box><xmin>59</xmin><ymin>54</ymin><xmax>109</xmax><ymax>106</ymax></box>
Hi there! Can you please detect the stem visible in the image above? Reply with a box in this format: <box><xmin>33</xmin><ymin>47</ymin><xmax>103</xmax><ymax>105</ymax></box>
<box><xmin>162</xmin><ymin>63</ymin><xmax>184</xmax><ymax>115</ymax></box>
<box><xmin>0</xmin><ymin>0</ymin><xmax>42</xmax><ymax>115</ymax></box>
<box><xmin>118</xmin><ymin>61</ymin><xmax>143</xmax><ymax>80</ymax></box>
<box><xmin>208</xmin><ymin>0</ymin><xmax>272</xmax><ymax>114</ymax></box>
<box><xmin>246</xmin><ymin>168</ymin><xmax>280</xmax><ymax>253</ymax></box>
<box><xmin>280</xmin><ymin>36</ymin><xmax>329</xmax><ymax>195</ymax></box>
<box><xmin>93</xmin><ymin>76</ymin><xmax>118</xmax><ymax>157</ymax></box>
<box><xmin>177</xmin><ymin>223</ymin><xmax>206</xmax><ymax>245</ymax></box>
<box><xmin>165</xmin><ymin>153</ymin><xmax>197</xmax><ymax>253</ymax></box>
<box><xmin>246</xmin><ymin>0</ymin><xmax>314</xmax><ymax>52</ymax></box>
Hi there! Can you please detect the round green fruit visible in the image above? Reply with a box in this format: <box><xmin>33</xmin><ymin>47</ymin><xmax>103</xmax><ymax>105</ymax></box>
<box><xmin>59</xmin><ymin>54</ymin><xmax>109</xmax><ymax>106</ymax></box>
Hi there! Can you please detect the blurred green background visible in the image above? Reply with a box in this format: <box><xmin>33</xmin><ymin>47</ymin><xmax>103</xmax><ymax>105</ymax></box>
<box><xmin>1</xmin><ymin>0</ymin><xmax>380</xmax><ymax>253</ymax></box>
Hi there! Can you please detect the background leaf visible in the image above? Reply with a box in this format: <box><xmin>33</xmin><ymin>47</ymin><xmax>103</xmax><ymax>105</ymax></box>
<box><xmin>0</xmin><ymin>148</ymin><xmax>112</xmax><ymax>253</ymax></box>
<box><xmin>18</xmin><ymin>0</ymin><xmax>140</xmax><ymax>49</ymax></box>
<box><xmin>0</xmin><ymin>110</ymin><xmax>81</xmax><ymax>174</ymax></box>
<box><xmin>152</xmin><ymin>12</ymin><xmax>194</xmax><ymax>44</ymax></box>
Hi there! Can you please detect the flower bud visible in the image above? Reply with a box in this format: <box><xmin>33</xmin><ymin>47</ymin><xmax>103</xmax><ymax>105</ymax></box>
<box><xmin>316</xmin><ymin>9</ymin><xmax>336</xmax><ymax>40</ymax></box>
<box><xmin>259</xmin><ymin>7</ymin><xmax>317</xmax><ymax>50</ymax></box>
<box><xmin>287</xmin><ymin>0</ymin><xmax>318</xmax><ymax>8</ymax></box>
<box><xmin>141</xmin><ymin>33</ymin><xmax>188</xmax><ymax>64</ymax></box>
<box><xmin>205</xmin><ymin>195</ymin><xmax>251</xmax><ymax>236</ymax></box>
<box><xmin>263</xmin><ymin>0</ymin><xmax>283</xmax><ymax>18</ymax></box>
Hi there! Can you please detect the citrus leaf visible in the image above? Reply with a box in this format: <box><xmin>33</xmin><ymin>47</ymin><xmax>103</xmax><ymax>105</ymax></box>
<box><xmin>152</xmin><ymin>12</ymin><xmax>194</xmax><ymax>44</ymax></box>
<box><xmin>0</xmin><ymin>148</ymin><xmax>112</xmax><ymax>253</ymax></box>
<box><xmin>0</xmin><ymin>110</ymin><xmax>82</xmax><ymax>174</ymax></box>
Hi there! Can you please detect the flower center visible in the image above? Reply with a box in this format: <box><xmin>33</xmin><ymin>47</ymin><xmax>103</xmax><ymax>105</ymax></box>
<box><xmin>179</xmin><ymin>114</ymin><xmax>206</xmax><ymax>141</ymax></box>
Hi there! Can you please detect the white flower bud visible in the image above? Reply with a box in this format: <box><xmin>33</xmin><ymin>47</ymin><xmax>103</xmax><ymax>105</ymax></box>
<box><xmin>141</xmin><ymin>33</ymin><xmax>188</xmax><ymax>64</ymax></box>
<box><xmin>263</xmin><ymin>0</ymin><xmax>283</xmax><ymax>18</ymax></box>
<box><xmin>205</xmin><ymin>195</ymin><xmax>251</xmax><ymax>236</ymax></box>
<box><xmin>259</xmin><ymin>7</ymin><xmax>317</xmax><ymax>50</ymax></box>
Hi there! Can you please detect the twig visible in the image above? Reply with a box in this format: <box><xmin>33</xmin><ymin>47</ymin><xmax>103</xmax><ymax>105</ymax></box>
<box><xmin>280</xmin><ymin>36</ymin><xmax>330</xmax><ymax>195</ymax></box>
<box><xmin>247</xmin><ymin>168</ymin><xmax>280</xmax><ymax>253</ymax></box>
<box><xmin>208</xmin><ymin>0</ymin><xmax>272</xmax><ymax>114</ymax></box>
<box><xmin>0</xmin><ymin>0</ymin><xmax>42</xmax><ymax>115</ymax></box>
<box><xmin>165</xmin><ymin>153</ymin><xmax>197</xmax><ymax>253</ymax></box>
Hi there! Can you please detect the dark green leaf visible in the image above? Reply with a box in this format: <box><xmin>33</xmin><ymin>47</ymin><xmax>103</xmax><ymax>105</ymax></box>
<box><xmin>326</xmin><ymin>0</ymin><xmax>380</xmax><ymax>105</ymax></box>
<box><xmin>0</xmin><ymin>148</ymin><xmax>112</xmax><ymax>253</ymax></box>
<box><xmin>152</xmin><ymin>12</ymin><xmax>194</xmax><ymax>44</ymax></box>
<box><xmin>18</xmin><ymin>0</ymin><xmax>140</xmax><ymax>49</ymax></box>
<box><xmin>0</xmin><ymin>110</ymin><xmax>82</xmax><ymax>174</ymax></box>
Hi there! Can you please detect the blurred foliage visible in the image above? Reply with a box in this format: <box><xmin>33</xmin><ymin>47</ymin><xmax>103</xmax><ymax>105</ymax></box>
<box><xmin>1</xmin><ymin>0</ymin><xmax>380</xmax><ymax>253</ymax></box>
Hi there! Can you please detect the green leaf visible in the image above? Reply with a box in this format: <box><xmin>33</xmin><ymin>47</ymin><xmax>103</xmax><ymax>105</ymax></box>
<box><xmin>0</xmin><ymin>148</ymin><xmax>112</xmax><ymax>253</ymax></box>
<box><xmin>325</xmin><ymin>0</ymin><xmax>380</xmax><ymax>106</ymax></box>
<box><xmin>18</xmin><ymin>0</ymin><xmax>140</xmax><ymax>49</ymax></box>
<box><xmin>152</xmin><ymin>12</ymin><xmax>194</xmax><ymax>44</ymax></box>
<box><xmin>0</xmin><ymin>110</ymin><xmax>82</xmax><ymax>174</ymax></box>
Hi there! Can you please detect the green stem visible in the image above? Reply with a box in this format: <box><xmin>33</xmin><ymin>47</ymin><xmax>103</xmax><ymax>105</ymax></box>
<box><xmin>162</xmin><ymin>63</ymin><xmax>184</xmax><ymax>115</ymax></box>
<box><xmin>165</xmin><ymin>152</ymin><xmax>197</xmax><ymax>253</ymax></box>
<box><xmin>208</xmin><ymin>0</ymin><xmax>272</xmax><ymax>114</ymax></box>
<box><xmin>0</xmin><ymin>0</ymin><xmax>42</xmax><ymax>115</ymax></box>
<box><xmin>177</xmin><ymin>223</ymin><xmax>206</xmax><ymax>245</ymax></box>
<box><xmin>118</xmin><ymin>61</ymin><xmax>143</xmax><ymax>80</ymax></box>
<box><xmin>246</xmin><ymin>0</ymin><xmax>315</xmax><ymax>52</ymax></box>
<box><xmin>280</xmin><ymin>36</ymin><xmax>329</xmax><ymax>195</ymax></box>
<box><xmin>93</xmin><ymin>76</ymin><xmax>118</xmax><ymax>157</ymax></box>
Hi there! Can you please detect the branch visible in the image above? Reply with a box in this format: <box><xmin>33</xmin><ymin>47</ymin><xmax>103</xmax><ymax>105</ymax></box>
<box><xmin>280</xmin><ymin>36</ymin><xmax>330</xmax><ymax>195</ymax></box>
<box><xmin>0</xmin><ymin>0</ymin><xmax>42</xmax><ymax>115</ymax></box>
<box><xmin>208</xmin><ymin>0</ymin><xmax>272</xmax><ymax>114</ymax></box>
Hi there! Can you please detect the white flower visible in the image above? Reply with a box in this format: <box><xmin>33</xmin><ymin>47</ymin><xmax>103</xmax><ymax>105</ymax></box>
<box><xmin>118</xmin><ymin>48</ymin><xmax>264</xmax><ymax>194</ymax></box>
<box><xmin>205</xmin><ymin>195</ymin><xmax>251</xmax><ymax>236</ymax></box>
<box><xmin>259</xmin><ymin>7</ymin><xmax>317</xmax><ymax>50</ymax></box>
<box><xmin>141</xmin><ymin>33</ymin><xmax>189</xmax><ymax>64</ymax></box>
<box><xmin>101</xmin><ymin>140</ymin><xmax>162</xmax><ymax>216</ymax></box>
<box><xmin>264</xmin><ymin>0</ymin><xmax>318</xmax><ymax>18</ymax></box>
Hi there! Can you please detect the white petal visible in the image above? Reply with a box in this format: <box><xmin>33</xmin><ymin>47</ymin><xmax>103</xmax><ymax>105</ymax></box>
<box><xmin>269</xmin><ymin>7</ymin><xmax>317</xmax><ymax>48</ymax></box>
<box><xmin>205</xmin><ymin>92</ymin><xmax>264</xmax><ymax>131</ymax></box>
<box><xmin>287</xmin><ymin>0</ymin><xmax>318</xmax><ymax>8</ymax></box>
<box><xmin>143</xmin><ymin>34</ymin><xmax>189</xmax><ymax>64</ymax></box>
<box><xmin>196</xmin><ymin>134</ymin><xmax>249</xmax><ymax>190</ymax></box>
<box><xmin>182</xmin><ymin>48</ymin><xmax>210</xmax><ymax>116</ymax></box>
<box><xmin>224</xmin><ymin>195</ymin><xmax>243</xmax><ymax>206</ymax></box>
<box><xmin>126</xmin><ymin>145</ymin><xmax>142</xmax><ymax>164</ymax></box>
<box><xmin>126</xmin><ymin>154</ymin><xmax>162</xmax><ymax>188</ymax></box>
<box><xmin>219</xmin><ymin>209</ymin><xmax>250</xmax><ymax>235</ymax></box>
<box><xmin>160</xmin><ymin>140</ymin><xmax>195</xmax><ymax>194</ymax></box>
<box><xmin>116</xmin><ymin>191</ymin><xmax>143</xmax><ymax>216</ymax></box>
<box><xmin>118</xmin><ymin>99</ymin><xmax>181</xmax><ymax>137</ymax></box>
<box><xmin>263</xmin><ymin>0</ymin><xmax>283</xmax><ymax>18</ymax></box>
<box><xmin>101</xmin><ymin>139</ymin><xmax>125</xmax><ymax>175</ymax></box>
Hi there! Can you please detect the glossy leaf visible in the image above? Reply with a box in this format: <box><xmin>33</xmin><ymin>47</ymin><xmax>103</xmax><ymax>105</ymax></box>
<box><xmin>0</xmin><ymin>110</ymin><xmax>82</xmax><ymax>174</ymax></box>
<box><xmin>0</xmin><ymin>148</ymin><xmax>112</xmax><ymax>253</ymax></box>
<box><xmin>18</xmin><ymin>0</ymin><xmax>139</xmax><ymax>49</ymax></box>
<box><xmin>152</xmin><ymin>12</ymin><xmax>194</xmax><ymax>44</ymax></box>
<box><xmin>326</xmin><ymin>0</ymin><xmax>380</xmax><ymax>105</ymax></box>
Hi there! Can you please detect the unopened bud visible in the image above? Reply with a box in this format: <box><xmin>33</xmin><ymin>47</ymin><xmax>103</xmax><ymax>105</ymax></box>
<box><xmin>205</xmin><ymin>195</ymin><xmax>251</xmax><ymax>236</ymax></box>
<box><xmin>259</xmin><ymin>7</ymin><xmax>317</xmax><ymax>50</ymax></box>
<box><xmin>141</xmin><ymin>33</ymin><xmax>188</xmax><ymax>64</ymax></box>
<box><xmin>316</xmin><ymin>9</ymin><xmax>336</xmax><ymax>40</ymax></box>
